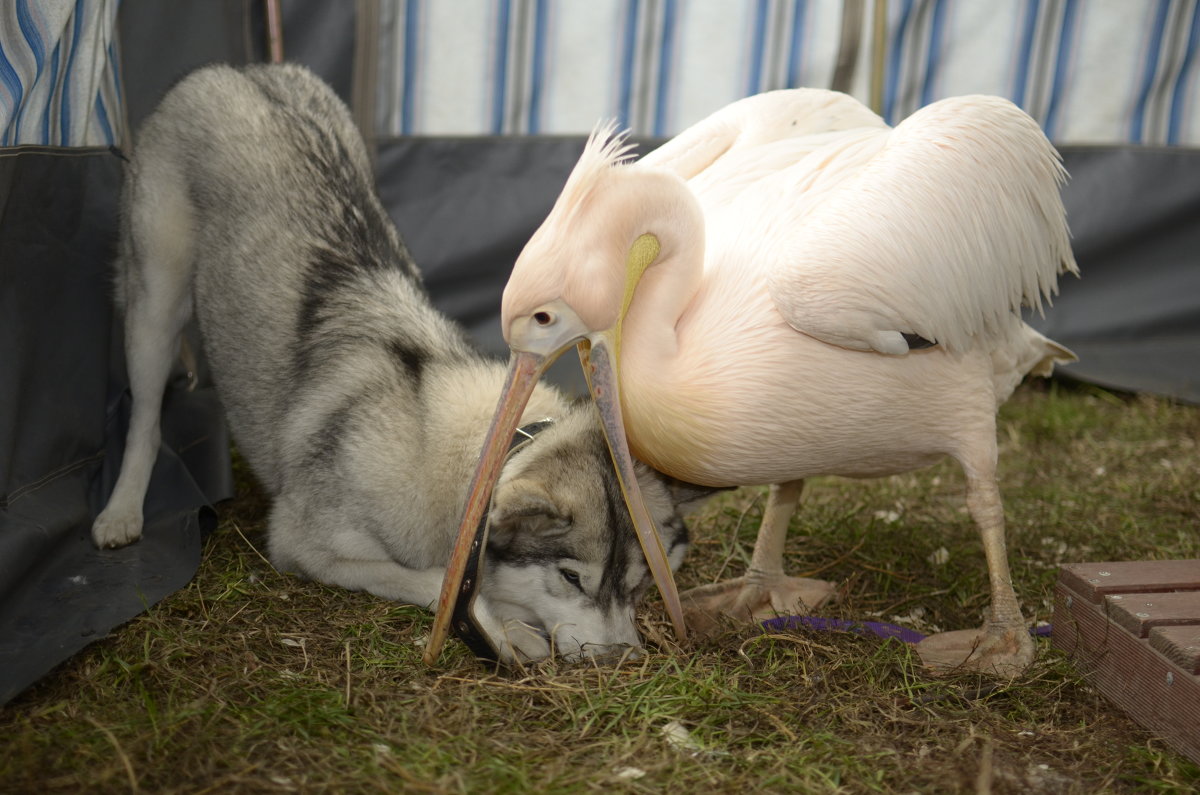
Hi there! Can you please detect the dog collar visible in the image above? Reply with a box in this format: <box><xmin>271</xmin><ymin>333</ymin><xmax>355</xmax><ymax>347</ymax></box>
<box><xmin>450</xmin><ymin>418</ymin><xmax>555</xmax><ymax>663</ymax></box>
<box><xmin>507</xmin><ymin>419</ymin><xmax>555</xmax><ymax>455</ymax></box>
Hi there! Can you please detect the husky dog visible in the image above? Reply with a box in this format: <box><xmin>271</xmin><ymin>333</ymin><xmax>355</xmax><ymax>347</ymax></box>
<box><xmin>91</xmin><ymin>64</ymin><xmax>710</xmax><ymax>662</ymax></box>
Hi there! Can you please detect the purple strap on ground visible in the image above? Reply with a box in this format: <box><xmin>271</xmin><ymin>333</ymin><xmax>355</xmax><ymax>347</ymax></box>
<box><xmin>760</xmin><ymin>616</ymin><xmax>1053</xmax><ymax>644</ymax></box>
<box><xmin>761</xmin><ymin>616</ymin><xmax>929</xmax><ymax>643</ymax></box>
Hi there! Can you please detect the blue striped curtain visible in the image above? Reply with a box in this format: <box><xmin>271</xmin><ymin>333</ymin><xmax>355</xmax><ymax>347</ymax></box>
<box><xmin>884</xmin><ymin>0</ymin><xmax>1200</xmax><ymax>145</ymax></box>
<box><xmin>373</xmin><ymin>0</ymin><xmax>1200</xmax><ymax>145</ymax></box>
<box><xmin>0</xmin><ymin>0</ymin><xmax>123</xmax><ymax>148</ymax></box>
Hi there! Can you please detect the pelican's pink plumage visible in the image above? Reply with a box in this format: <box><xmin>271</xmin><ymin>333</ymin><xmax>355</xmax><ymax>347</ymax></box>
<box><xmin>435</xmin><ymin>88</ymin><xmax>1078</xmax><ymax>675</ymax></box>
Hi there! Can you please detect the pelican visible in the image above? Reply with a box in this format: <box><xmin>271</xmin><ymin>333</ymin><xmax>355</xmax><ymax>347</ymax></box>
<box><xmin>426</xmin><ymin>89</ymin><xmax>1077</xmax><ymax>676</ymax></box>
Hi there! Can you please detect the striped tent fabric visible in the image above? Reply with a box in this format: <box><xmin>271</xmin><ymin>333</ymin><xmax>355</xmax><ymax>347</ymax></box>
<box><xmin>373</xmin><ymin>0</ymin><xmax>1200</xmax><ymax>145</ymax></box>
<box><xmin>885</xmin><ymin>0</ymin><xmax>1200</xmax><ymax>144</ymax></box>
<box><xmin>0</xmin><ymin>0</ymin><xmax>123</xmax><ymax>148</ymax></box>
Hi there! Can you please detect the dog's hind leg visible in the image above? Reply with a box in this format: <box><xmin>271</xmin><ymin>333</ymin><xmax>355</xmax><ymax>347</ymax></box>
<box><xmin>92</xmin><ymin>160</ymin><xmax>196</xmax><ymax>548</ymax></box>
<box><xmin>306</xmin><ymin>558</ymin><xmax>448</xmax><ymax>609</ymax></box>
<box><xmin>268</xmin><ymin>493</ymin><xmax>450</xmax><ymax>607</ymax></box>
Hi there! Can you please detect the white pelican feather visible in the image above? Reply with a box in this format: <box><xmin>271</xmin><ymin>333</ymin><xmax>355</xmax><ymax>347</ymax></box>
<box><xmin>639</xmin><ymin>90</ymin><xmax>1077</xmax><ymax>355</ymax></box>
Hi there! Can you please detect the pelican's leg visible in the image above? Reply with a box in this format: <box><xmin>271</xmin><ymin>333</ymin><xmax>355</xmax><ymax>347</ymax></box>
<box><xmin>916</xmin><ymin>465</ymin><xmax>1035</xmax><ymax>678</ymax></box>
<box><xmin>741</xmin><ymin>480</ymin><xmax>840</xmax><ymax>611</ymax></box>
<box><xmin>682</xmin><ymin>480</ymin><xmax>838</xmax><ymax>633</ymax></box>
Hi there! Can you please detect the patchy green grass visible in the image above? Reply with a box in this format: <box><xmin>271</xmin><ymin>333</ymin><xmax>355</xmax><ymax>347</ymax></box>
<box><xmin>3</xmin><ymin>381</ymin><xmax>1198</xmax><ymax>793</ymax></box>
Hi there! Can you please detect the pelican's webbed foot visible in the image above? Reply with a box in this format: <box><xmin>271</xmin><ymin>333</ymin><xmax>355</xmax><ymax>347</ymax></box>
<box><xmin>681</xmin><ymin>571</ymin><xmax>839</xmax><ymax>634</ymax></box>
<box><xmin>916</xmin><ymin>621</ymin><xmax>1035</xmax><ymax>678</ymax></box>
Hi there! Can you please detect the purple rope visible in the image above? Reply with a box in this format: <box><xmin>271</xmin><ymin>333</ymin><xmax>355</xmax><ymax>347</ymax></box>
<box><xmin>760</xmin><ymin>616</ymin><xmax>1052</xmax><ymax>644</ymax></box>
<box><xmin>761</xmin><ymin>616</ymin><xmax>929</xmax><ymax>643</ymax></box>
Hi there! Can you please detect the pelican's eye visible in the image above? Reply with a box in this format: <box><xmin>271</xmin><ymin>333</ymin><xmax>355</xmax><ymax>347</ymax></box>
<box><xmin>533</xmin><ymin>310</ymin><xmax>555</xmax><ymax>326</ymax></box>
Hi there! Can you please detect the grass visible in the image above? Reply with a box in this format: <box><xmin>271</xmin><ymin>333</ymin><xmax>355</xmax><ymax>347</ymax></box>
<box><xmin>2</xmin><ymin>380</ymin><xmax>1198</xmax><ymax>793</ymax></box>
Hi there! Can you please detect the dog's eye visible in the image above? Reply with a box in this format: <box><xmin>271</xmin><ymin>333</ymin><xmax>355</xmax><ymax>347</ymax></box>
<box><xmin>559</xmin><ymin>568</ymin><xmax>583</xmax><ymax>591</ymax></box>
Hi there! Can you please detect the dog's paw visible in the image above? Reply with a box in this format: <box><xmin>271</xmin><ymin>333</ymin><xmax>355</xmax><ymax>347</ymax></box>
<box><xmin>91</xmin><ymin>507</ymin><xmax>144</xmax><ymax>549</ymax></box>
<box><xmin>470</xmin><ymin>598</ymin><xmax>551</xmax><ymax>663</ymax></box>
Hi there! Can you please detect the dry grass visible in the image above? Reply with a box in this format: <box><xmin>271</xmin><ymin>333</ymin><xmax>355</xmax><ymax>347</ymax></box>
<box><xmin>3</xmin><ymin>380</ymin><xmax>1198</xmax><ymax>793</ymax></box>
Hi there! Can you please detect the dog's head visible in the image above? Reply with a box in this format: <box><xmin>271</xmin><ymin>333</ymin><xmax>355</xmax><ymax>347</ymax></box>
<box><xmin>473</xmin><ymin>407</ymin><xmax>718</xmax><ymax>663</ymax></box>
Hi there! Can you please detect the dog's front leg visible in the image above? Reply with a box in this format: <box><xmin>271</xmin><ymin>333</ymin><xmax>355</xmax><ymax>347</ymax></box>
<box><xmin>93</xmin><ymin>295</ymin><xmax>195</xmax><ymax>548</ymax></box>
<box><xmin>93</xmin><ymin>170</ymin><xmax>198</xmax><ymax>549</ymax></box>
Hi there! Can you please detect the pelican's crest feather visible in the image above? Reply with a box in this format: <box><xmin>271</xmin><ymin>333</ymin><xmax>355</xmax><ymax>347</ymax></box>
<box><xmin>556</xmin><ymin>121</ymin><xmax>637</xmax><ymax>217</ymax></box>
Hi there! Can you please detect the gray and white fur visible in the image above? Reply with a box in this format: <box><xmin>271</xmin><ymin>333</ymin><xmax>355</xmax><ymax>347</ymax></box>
<box><xmin>92</xmin><ymin>63</ymin><xmax>711</xmax><ymax>662</ymax></box>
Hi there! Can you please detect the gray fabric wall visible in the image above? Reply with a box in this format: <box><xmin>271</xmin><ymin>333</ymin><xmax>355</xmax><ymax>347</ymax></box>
<box><xmin>1033</xmin><ymin>147</ymin><xmax>1200</xmax><ymax>401</ymax></box>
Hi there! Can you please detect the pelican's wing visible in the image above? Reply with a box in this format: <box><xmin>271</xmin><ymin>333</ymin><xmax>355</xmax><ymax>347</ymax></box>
<box><xmin>640</xmin><ymin>88</ymin><xmax>887</xmax><ymax>180</ymax></box>
<box><xmin>763</xmin><ymin>95</ymin><xmax>1078</xmax><ymax>355</ymax></box>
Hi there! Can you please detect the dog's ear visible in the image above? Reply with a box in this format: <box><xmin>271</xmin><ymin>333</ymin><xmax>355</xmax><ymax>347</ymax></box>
<box><xmin>663</xmin><ymin>476</ymin><xmax>731</xmax><ymax>515</ymax></box>
<box><xmin>632</xmin><ymin>462</ymin><xmax>729</xmax><ymax>517</ymax></box>
<box><xmin>488</xmin><ymin>479</ymin><xmax>568</xmax><ymax>544</ymax></box>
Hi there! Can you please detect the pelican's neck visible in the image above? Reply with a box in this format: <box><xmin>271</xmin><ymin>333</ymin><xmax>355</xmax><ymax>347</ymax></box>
<box><xmin>612</xmin><ymin>172</ymin><xmax>713</xmax><ymax>478</ymax></box>
<box><xmin>618</xmin><ymin>169</ymin><xmax>706</xmax><ymax>363</ymax></box>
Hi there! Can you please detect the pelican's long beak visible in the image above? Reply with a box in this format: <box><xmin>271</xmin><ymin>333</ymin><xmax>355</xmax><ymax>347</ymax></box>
<box><xmin>579</xmin><ymin>330</ymin><xmax>688</xmax><ymax>644</ymax></box>
<box><xmin>424</xmin><ymin>320</ymin><xmax>687</xmax><ymax>665</ymax></box>
<box><xmin>423</xmin><ymin>348</ymin><xmax>548</xmax><ymax>665</ymax></box>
